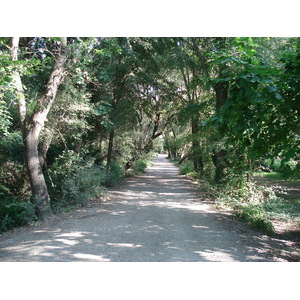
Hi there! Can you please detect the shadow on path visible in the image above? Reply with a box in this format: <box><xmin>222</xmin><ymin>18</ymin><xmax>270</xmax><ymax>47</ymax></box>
<box><xmin>0</xmin><ymin>155</ymin><xmax>298</xmax><ymax>261</ymax></box>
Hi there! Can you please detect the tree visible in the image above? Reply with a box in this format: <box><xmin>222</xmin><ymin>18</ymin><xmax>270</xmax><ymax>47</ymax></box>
<box><xmin>206</xmin><ymin>37</ymin><xmax>300</xmax><ymax>182</ymax></box>
<box><xmin>10</xmin><ymin>37</ymin><xmax>68</xmax><ymax>220</ymax></box>
<box><xmin>172</xmin><ymin>38</ymin><xmax>212</xmax><ymax>175</ymax></box>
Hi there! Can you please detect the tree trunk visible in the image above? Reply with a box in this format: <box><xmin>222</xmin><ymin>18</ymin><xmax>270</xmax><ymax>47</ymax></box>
<box><xmin>11</xmin><ymin>37</ymin><xmax>68</xmax><ymax>220</ymax></box>
<box><xmin>164</xmin><ymin>132</ymin><xmax>171</xmax><ymax>158</ymax></box>
<box><xmin>25</xmin><ymin>125</ymin><xmax>53</xmax><ymax>219</ymax></box>
<box><xmin>39</xmin><ymin>136</ymin><xmax>53</xmax><ymax>167</ymax></box>
<box><xmin>191</xmin><ymin>118</ymin><xmax>204</xmax><ymax>174</ymax></box>
<box><xmin>171</xmin><ymin>127</ymin><xmax>178</xmax><ymax>159</ymax></box>
<box><xmin>106</xmin><ymin>129</ymin><xmax>114</xmax><ymax>173</ymax></box>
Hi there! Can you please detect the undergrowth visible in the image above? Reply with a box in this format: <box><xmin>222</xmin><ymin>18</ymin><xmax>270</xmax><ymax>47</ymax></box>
<box><xmin>169</xmin><ymin>157</ymin><xmax>300</xmax><ymax>235</ymax></box>
<box><xmin>209</xmin><ymin>181</ymin><xmax>277</xmax><ymax>235</ymax></box>
<box><xmin>49</xmin><ymin>150</ymin><xmax>107</xmax><ymax>212</ymax></box>
<box><xmin>0</xmin><ymin>185</ymin><xmax>37</xmax><ymax>233</ymax></box>
<box><xmin>133</xmin><ymin>157</ymin><xmax>152</xmax><ymax>174</ymax></box>
<box><xmin>206</xmin><ymin>179</ymin><xmax>300</xmax><ymax>235</ymax></box>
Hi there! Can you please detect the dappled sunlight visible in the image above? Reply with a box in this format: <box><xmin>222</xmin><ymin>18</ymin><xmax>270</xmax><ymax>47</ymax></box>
<box><xmin>194</xmin><ymin>250</ymin><xmax>237</xmax><ymax>262</ymax></box>
<box><xmin>55</xmin><ymin>232</ymin><xmax>88</xmax><ymax>238</ymax></box>
<box><xmin>134</xmin><ymin>199</ymin><xmax>214</xmax><ymax>214</ymax></box>
<box><xmin>73</xmin><ymin>253</ymin><xmax>110</xmax><ymax>262</ymax></box>
<box><xmin>54</xmin><ymin>238</ymin><xmax>79</xmax><ymax>246</ymax></box>
<box><xmin>192</xmin><ymin>225</ymin><xmax>209</xmax><ymax>229</ymax></box>
<box><xmin>0</xmin><ymin>154</ymin><xmax>294</xmax><ymax>262</ymax></box>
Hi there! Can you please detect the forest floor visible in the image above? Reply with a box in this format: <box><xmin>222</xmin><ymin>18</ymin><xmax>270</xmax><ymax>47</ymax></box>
<box><xmin>252</xmin><ymin>176</ymin><xmax>300</xmax><ymax>242</ymax></box>
<box><xmin>0</xmin><ymin>154</ymin><xmax>299</xmax><ymax>262</ymax></box>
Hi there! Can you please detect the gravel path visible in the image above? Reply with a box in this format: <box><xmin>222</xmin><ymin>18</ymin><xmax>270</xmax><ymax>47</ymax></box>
<box><xmin>0</xmin><ymin>154</ymin><xmax>299</xmax><ymax>261</ymax></box>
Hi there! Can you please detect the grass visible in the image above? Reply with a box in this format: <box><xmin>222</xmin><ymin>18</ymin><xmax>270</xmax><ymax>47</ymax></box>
<box><xmin>263</xmin><ymin>196</ymin><xmax>300</xmax><ymax>222</ymax></box>
<box><xmin>253</xmin><ymin>171</ymin><xmax>300</xmax><ymax>182</ymax></box>
<box><xmin>253</xmin><ymin>171</ymin><xmax>300</xmax><ymax>223</ymax></box>
<box><xmin>233</xmin><ymin>204</ymin><xmax>275</xmax><ymax>235</ymax></box>
<box><xmin>170</xmin><ymin>158</ymin><xmax>300</xmax><ymax>235</ymax></box>
<box><xmin>253</xmin><ymin>171</ymin><xmax>284</xmax><ymax>180</ymax></box>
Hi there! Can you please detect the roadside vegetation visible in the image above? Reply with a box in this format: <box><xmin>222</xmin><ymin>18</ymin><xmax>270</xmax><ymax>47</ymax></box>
<box><xmin>177</xmin><ymin>158</ymin><xmax>300</xmax><ymax>235</ymax></box>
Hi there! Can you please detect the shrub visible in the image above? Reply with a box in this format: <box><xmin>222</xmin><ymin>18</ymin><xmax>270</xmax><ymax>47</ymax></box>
<box><xmin>0</xmin><ymin>201</ymin><xmax>37</xmax><ymax>233</ymax></box>
<box><xmin>233</xmin><ymin>204</ymin><xmax>275</xmax><ymax>235</ymax></box>
<box><xmin>133</xmin><ymin>158</ymin><xmax>151</xmax><ymax>174</ymax></box>
<box><xmin>0</xmin><ymin>132</ymin><xmax>24</xmax><ymax>163</ymax></box>
<box><xmin>104</xmin><ymin>161</ymin><xmax>125</xmax><ymax>187</ymax></box>
<box><xmin>207</xmin><ymin>180</ymin><xmax>278</xmax><ymax>235</ymax></box>
<box><xmin>0</xmin><ymin>184</ymin><xmax>13</xmax><ymax>202</ymax></box>
<box><xmin>179</xmin><ymin>160</ymin><xmax>194</xmax><ymax>175</ymax></box>
<box><xmin>49</xmin><ymin>150</ymin><xmax>107</xmax><ymax>212</ymax></box>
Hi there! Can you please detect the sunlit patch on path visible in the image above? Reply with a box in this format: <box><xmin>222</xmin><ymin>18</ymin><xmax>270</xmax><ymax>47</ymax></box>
<box><xmin>0</xmin><ymin>154</ymin><xmax>298</xmax><ymax>261</ymax></box>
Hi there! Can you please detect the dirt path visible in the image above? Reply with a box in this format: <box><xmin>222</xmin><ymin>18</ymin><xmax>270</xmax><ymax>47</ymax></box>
<box><xmin>0</xmin><ymin>154</ymin><xmax>299</xmax><ymax>261</ymax></box>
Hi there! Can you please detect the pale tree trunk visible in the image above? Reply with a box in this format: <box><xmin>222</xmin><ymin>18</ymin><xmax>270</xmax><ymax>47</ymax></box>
<box><xmin>171</xmin><ymin>127</ymin><xmax>177</xmax><ymax>158</ymax></box>
<box><xmin>11</xmin><ymin>37</ymin><xmax>68</xmax><ymax>220</ymax></box>
<box><xmin>164</xmin><ymin>132</ymin><xmax>171</xmax><ymax>158</ymax></box>
<box><xmin>106</xmin><ymin>129</ymin><xmax>114</xmax><ymax>174</ymax></box>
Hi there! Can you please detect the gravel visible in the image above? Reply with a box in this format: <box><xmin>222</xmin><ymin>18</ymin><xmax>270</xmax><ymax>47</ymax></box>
<box><xmin>0</xmin><ymin>154</ymin><xmax>298</xmax><ymax>261</ymax></box>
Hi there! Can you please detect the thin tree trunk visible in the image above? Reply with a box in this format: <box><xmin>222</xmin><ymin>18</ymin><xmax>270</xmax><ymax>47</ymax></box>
<box><xmin>164</xmin><ymin>132</ymin><xmax>171</xmax><ymax>158</ymax></box>
<box><xmin>106</xmin><ymin>129</ymin><xmax>114</xmax><ymax>173</ymax></box>
<box><xmin>171</xmin><ymin>127</ymin><xmax>177</xmax><ymax>159</ymax></box>
<box><xmin>191</xmin><ymin>118</ymin><xmax>203</xmax><ymax>174</ymax></box>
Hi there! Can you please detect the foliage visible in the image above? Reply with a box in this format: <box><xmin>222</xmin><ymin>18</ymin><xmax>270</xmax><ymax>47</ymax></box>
<box><xmin>104</xmin><ymin>161</ymin><xmax>125</xmax><ymax>187</ymax></box>
<box><xmin>205</xmin><ymin>37</ymin><xmax>300</xmax><ymax>181</ymax></box>
<box><xmin>49</xmin><ymin>150</ymin><xmax>107</xmax><ymax>212</ymax></box>
<box><xmin>0</xmin><ymin>132</ymin><xmax>23</xmax><ymax>163</ymax></box>
<box><xmin>179</xmin><ymin>160</ymin><xmax>194</xmax><ymax>175</ymax></box>
<box><xmin>209</xmin><ymin>183</ymin><xmax>278</xmax><ymax>234</ymax></box>
<box><xmin>233</xmin><ymin>204</ymin><xmax>275</xmax><ymax>235</ymax></box>
<box><xmin>0</xmin><ymin>184</ymin><xmax>37</xmax><ymax>232</ymax></box>
<box><xmin>133</xmin><ymin>155</ymin><xmax>153</xmax><ymax>174</ymax></box>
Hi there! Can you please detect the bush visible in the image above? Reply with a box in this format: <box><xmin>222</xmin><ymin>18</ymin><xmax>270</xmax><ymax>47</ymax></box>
<box><xmin>49</xmin><ymin>150</ymin><xmax>107</xmax><ymax>212</ymax></box>
<box><xmin>104</xmin><ymin>161</ymin><xmax>125</xmax><ymax>187</ymax></box>
<box><xmin>207</xmin><ymin>180</ymin><xmax>277</xmax><ymax>235</ymax></box>
<box><xmin>179</xmin><ymin>160</ymin><xmax>194</xmax><ymax>175</ymax></box>
<box><xmin>256</xmin><ymin>158</ymin><xmax>300</xmax><ymax>179</ymax></box>
<box><xmin>234</xmin><ymin>204</ymin><xmax>275</xmax><ymax>235</ymax></box>
<box><xmin>0</xmin><ymin>132</ymin><xmax>24</xmax><ymax>163</ymax></box>
<box><xmin>133</xmin><ymin>158</ymin><xmax>151</xmax><ymax>174</ymax></box>
<box><xmin>0</xmin><ymin>201</ymin><xmax>37</xmax><ymax>233</ymax></box>
<box><xmin>0</xmin><ymin>184</ymin><xmax>13</xmax><ymax>202</ymax></box>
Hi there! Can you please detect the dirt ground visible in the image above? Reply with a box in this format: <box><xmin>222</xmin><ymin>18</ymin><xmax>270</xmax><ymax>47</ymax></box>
<box><xmin>253</xmin><ymin>176</ymin><xmax>300</xmax><ymax>244</ymax></box>
<box><xmin>0</xmin><ymin>154</ymin><xmax>299</xmax><ymax>261</ymax></box>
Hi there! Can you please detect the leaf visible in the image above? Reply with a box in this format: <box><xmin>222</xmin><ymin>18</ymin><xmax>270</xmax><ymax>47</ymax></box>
<box><xmin>275</xmin><ymin>92</ymin><xmax>282</xmax><ymax>100</ymax></box>
<box><xmin>202</xmin><ymin>120</ymin><xmax>208</xmax><ymax>126</ymax></box>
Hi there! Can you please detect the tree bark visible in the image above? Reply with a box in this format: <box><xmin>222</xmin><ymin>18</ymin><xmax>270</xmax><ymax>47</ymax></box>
<box><xmin>11</xmin><ymin>37</ymin><xmax>68</xmax><ymax>220</ymax></box>
<box><xmin>25</xmin><ymin>125</ymin><xmax>53</xmax><ymax>219</ymax></box>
